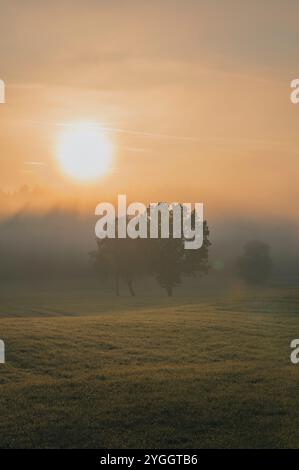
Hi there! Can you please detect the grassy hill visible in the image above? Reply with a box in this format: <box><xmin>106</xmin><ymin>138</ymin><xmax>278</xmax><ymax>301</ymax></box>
<box><xmin>0</xmin><ymin>281</ymin><xmax>298</xmax><ymax>448</ymax></box>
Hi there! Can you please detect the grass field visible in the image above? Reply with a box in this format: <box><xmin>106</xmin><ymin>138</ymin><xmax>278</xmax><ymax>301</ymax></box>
<box><xmin>0</xmin><ymin>280</ymin><xmax>298</xmax><ymax>448</ymax></box>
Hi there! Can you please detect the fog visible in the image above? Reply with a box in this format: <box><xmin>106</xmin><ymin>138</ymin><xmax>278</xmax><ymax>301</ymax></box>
<box><xmin>0</xmin><ymin>207</ymin><xmax>298</xmax><ymax>283</ymax></box>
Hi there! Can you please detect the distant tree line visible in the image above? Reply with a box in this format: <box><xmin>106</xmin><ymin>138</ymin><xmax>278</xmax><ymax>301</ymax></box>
<box><xmin>237</xmin><ymin>240</ymin><xmax>272</xmax><ymax>286</ymax></box>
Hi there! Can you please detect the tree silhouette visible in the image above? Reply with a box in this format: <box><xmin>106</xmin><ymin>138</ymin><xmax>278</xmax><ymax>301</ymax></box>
<box><xmin>90</xmin><ymin>205</ymin><xmax>211</xmax><ymax>296</ymax></box>
<box><xmin>90</xmin><ymin>233</ymin><xmax>147</xmax><ymax>296</ymax></box>
<box><xmin>149</xmin><ymin>206</ymin><xmax>211</xmax><ymax>296</ymax></box>
<box><xmin>238</xmin><ymin>240</ymin><xmax>272</xmax><ymax>285</ymax></box>
<box><xmin>183</xmin><ymin>216</ymin><xmax>211</xmax><ymax>278</ymax></box>
<box><xmin>150</xmin><ymin>236</ymin><xmax>185</xmax><ymax>297</ymax></box>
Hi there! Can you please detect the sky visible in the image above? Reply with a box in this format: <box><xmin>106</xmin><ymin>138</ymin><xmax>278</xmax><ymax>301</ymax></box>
<box><xmin>0</xmin><ymin>0</ymin><xmax>298</xmax><ymax>218</ymax></box>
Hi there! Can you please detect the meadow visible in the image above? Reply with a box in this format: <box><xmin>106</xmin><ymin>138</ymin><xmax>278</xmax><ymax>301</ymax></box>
<box><xmin>0</xmin><ymin>279</ymin><xmax>298</xmax><ymax>448</ymax></box>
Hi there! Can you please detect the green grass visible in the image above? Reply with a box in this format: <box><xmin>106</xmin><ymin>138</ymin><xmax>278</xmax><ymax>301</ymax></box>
<box><xmin>0</xmin><ymin>280</ymin><xmax>298</xmax><ymax>448</ymax></box>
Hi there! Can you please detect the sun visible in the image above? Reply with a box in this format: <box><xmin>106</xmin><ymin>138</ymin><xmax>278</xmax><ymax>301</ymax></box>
<box><xmin>55</xmin><ymin>122</ymin><xmax>113</xmax><ymax>182</ymax></box>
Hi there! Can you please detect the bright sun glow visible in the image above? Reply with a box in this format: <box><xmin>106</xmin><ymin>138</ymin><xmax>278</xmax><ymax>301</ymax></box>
<box><xmin>56</xmin><ymin>122</ymin><xmax>113</xmax><ymax>182</ymax></box>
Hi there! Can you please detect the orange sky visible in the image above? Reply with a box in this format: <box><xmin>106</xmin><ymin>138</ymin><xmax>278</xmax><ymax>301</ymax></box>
<box><xmin>0</xmin><ymin>0</ymin><xmax>298</xmax><ymax>218</ymax></box>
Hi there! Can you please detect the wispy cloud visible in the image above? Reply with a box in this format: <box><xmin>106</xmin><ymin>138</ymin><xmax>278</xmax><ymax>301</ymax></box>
<box><xmin>123</xmin><ymin>147</ymin><xmax>151</xmax><ymax>153</ymax></box>
<box><xmin>24</xmin><ymin>161</ymin><xmax>45</xmax><ymax>166</ymax></box>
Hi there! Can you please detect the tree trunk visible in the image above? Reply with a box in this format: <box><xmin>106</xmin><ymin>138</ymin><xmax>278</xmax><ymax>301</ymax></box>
<box><xmin>127</xmin><ymin>279</ymin><xmax>135</xmax><ymax>296</ymax></box>
<box><xmin>166</xmin><ymin>286</ymin><xmax>173</xmax><ymax>297</ymax></box>
<box><xmin>115</xmin><ymin>274</ymin><xmax>120</xmax><ymax>296</ymax></box>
